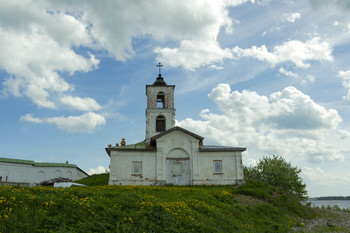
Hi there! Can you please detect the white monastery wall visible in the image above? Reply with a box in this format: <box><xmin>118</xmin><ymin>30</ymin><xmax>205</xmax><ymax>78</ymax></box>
<box><xmin>0</xmin><ymin>162</ymin><xmax>87</xmax><ymax>185</ymax></box>
<box><xmin>109</xmin><ymin>151</ymin><xmax>157</xmax><ymax>185</ymax></box>
<box><xmin>194</xmin><ymin>151</ymin><xmax>244</xmax><ymax>185</ymax></box>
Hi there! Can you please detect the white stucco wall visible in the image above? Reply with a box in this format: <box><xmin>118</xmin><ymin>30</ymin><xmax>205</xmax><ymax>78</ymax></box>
<box><xmin>109</xmin><ymin>151</ymin><xmax>157</xmax><ymax>185</ymax></box>
<box><xmin>195</xmin><ymin>151</ymin><xmax>244</xmax><ymax>185</ymax></box>
<box><xmin>0</xmin><ymin>162</ymin><xmax>88</xmax><ymax>185</ymax></box>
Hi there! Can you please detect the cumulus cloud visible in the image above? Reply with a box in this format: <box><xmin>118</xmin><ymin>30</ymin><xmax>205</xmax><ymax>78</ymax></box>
<box><xmin>21</xmin><ymin>112</ymin><xmax>106</xmax><ymax>133</ymax></box>
<box><xmin>88</xmin><ymin>166</ymin><xmax>108</xmax><ymax>175</ymax></box>
<box><xmin>232</xmin><ymin>37</ymin><xmax>333</xmax><ymax>69</ymax></box>
<box><xmin>279</xmin><ymin>67</ymin><xmax>298</xmax><ymax>78</ymax></box>
<box><xmin>302</xmin><ymin>166</ymin><xmax>350</xmax><ymax>186</ymax></box>
<box><xmin>0</xmin><ymin>2</ymin><xmax>99</xmax><ymax>109</ymax></box>
<box><xmin>60</xmin><ymin>96</ymin><xmax>102</xmax><ymax>111</ymax></box>
<box><xmin>302</xmin><ymin>166</ymin><xmax>326</xmax><ymax>183</ymax></box>
<box><xmin>1</xmin><ymin>0</ymin><xmax>258</xmax><ymax>125</ymax></box>
<box><xmin>281</xmin><ymin>12</ymin><xmax>301</xmax><ymax>23</ymax></box>
<box><xmin>338</xmin><ymin>69</ymin><xmax>350</xmax><ymax>102</ymax></box>
<box><xmin>177</xmin><ymin>84</ymin><xmax>348</xmax><ymax>163</ymax></box>
<box><xmin>155</xmin><ymin>40</ymin><xmax>233</xmax><ymax>70</ymax></box>
<box><xmin>45</xmin><ymin>0</ymin><xmax>251</xmax><ymax>68</ymax></box>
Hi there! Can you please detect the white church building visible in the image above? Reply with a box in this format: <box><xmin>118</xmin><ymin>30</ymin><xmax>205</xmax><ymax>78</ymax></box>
<box><xmin>106</xmin><ymin>66</ymin><xmax>245</xmax><ymax>186</ymax></box>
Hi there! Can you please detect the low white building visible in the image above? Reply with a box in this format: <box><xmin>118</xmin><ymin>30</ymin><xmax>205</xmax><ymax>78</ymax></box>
<box><xmin>0</xmin><ymin>157</ymin><xmax>88</xmax><ymax>186</ymax></box>
<box><xmin>106</xmin><ymin>68</ymin><xmax>246</xmax><ymax>186</ymax></box>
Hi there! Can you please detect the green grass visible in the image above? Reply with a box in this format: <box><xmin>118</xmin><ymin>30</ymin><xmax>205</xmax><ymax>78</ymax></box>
<box><xmin>75</xmin><ymin>173</ymin><xmax>109</xmax><ymax>186</ymax></box>
<box><xmin>0</xmin><ymin>176</ymin><xmax>320</xmax><ymax>233</ymax></box>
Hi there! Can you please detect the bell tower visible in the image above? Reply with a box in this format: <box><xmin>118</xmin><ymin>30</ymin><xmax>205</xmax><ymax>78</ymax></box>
<box><xmin>145</xmin><ymin>63</ymin><xmax>175</xmax><ymax>143</ymax></box>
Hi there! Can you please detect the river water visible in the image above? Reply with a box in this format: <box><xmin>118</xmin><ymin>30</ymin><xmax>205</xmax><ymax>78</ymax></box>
<box><xmin>304</xmin><ymin>200</ymin><xmax>350</xmax><ymax>210</ymax></box>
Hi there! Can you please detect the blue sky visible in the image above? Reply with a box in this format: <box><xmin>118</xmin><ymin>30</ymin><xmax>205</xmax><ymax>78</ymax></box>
<box><xmin>1</xmin><ymin>0</ymin><xmax>350</xmax><ymax>197</ymax></box>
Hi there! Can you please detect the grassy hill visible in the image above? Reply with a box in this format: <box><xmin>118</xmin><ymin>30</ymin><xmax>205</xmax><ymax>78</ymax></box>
<box><xmin>0</xmin><ymin>174</ymin><xmax>346</xmax><ymax>232</ymax></box>
<box><xmin>75</xmin><ymin>173</ymin><xmax>109</xmax><ymax>186</ymax></box>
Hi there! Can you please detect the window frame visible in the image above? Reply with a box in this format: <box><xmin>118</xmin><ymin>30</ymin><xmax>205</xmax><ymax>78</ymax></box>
<box><xmin>132</xmin><ymin>161</ymin><xmax>142</xmax><ymax>175</ymax></box>
<box><xmin>213</xmin><ymin>160</ymin><xmax>223</xmax><ymax>174</ymax></box>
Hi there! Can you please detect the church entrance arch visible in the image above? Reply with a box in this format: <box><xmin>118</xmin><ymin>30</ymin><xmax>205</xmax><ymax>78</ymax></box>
<box><xmin>165</xmin><ymin>148</ymin><xmax>191</xmax><ymax>185</ymax></box>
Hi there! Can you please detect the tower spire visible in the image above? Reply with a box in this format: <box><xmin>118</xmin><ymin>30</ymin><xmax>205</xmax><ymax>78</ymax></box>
<box><xmin>153</xmin><ymin>63</ymin><xmax>167</xmax><ymax>85</ymax></box>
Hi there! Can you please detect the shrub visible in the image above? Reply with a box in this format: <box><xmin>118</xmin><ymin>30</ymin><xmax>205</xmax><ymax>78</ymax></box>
<box><xmin>244</xmin><ymin>155</ymin><xmax>307</xmax><ymax>199</ymax></box>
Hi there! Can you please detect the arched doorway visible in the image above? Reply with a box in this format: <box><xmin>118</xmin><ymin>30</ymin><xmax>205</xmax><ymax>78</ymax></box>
<box><xmin>166</xmin><ymin>148</ymin><xmax>191</xmax><ymax>185</ymax></box>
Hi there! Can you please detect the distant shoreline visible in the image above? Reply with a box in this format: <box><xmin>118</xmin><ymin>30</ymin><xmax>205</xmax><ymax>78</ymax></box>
<box><xmin>309</xmin><ymin>196</ymin><xmax>350</xmax><ymax>201</ymax></box>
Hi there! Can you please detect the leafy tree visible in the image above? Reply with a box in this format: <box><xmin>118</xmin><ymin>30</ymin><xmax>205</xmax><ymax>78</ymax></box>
<box><xmin>244</xmin><ymin>155</ymin><xmax>307</xmax><ymax>199</ymax></box>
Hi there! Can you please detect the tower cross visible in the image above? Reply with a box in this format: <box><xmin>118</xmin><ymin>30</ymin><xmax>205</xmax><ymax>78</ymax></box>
<box><xmin>157</xmin><ymin>62</ymin><xmax>163</xmax><ymax>75</ymax></box>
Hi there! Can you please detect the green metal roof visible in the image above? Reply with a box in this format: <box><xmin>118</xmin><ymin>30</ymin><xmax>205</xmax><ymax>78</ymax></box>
<box><xmin>1</xmin><ymin>157</ymin><xmax>80</xmax><ymax>169</ymax></box>
<box><xmin>0</xmin><ymin>157</ymin><xmax>35</xmax><ymax>165</ymax></box>
<box><xmin>34</xmin><ymin>162</ymin><xmax>77</xmax><ymax>168</ymax></box>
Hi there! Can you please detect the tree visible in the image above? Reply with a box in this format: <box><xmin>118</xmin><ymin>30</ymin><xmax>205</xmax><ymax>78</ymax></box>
<box><xmin>244</xmin><ymin>155</ymin><xmax>307</xmax><ymax>199</ymax></box>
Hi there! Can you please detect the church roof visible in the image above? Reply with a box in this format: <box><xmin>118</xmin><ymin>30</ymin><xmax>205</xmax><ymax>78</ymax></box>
<box><xmin>150</xmin><ymin>126</ymin><xmax>204</xmax><ymax>145</ymax></box>
<box><xmin>105</xmin><ymin>141</ymin><xmax>156</xmax><ymax>156</ymax></box>
<box><xmin>199</xmin><ymin>145</ymin><xmax>246</xmax><ymax>152</ymax></box>
<box><xmin>105</xmin><ymin>127</ymin><xmax>246</xmax><ymax>155</ymax></box>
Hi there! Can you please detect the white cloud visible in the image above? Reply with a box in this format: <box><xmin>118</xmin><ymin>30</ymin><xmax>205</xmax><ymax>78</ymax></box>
<box><xmin>21</xmin><ymin>112</ymin><xmax>106</xmax><ymax>133</ymax></box>
<box><xmin>178</xmin><ymin>84</ymin><xmax>348</xmax><ymax>163</ymax></box>
<box><xmin>0</xmin><ymin>0</ymin><xmax>257</xmax><ymax>114</ymax></box>
<box><xmin>47</xmin><ymin>0</ymin><xmax>250</xmax><ymax>64</ymax></box>
<box><xmin>281</xmin><ymin>12</ymin><xmax>301</xmax><ymax>23</ymax></box>
<box><xmin>279</xmin><ymin>67</ymin><xmax>298</xmax><ymax>78</ymax></box>
<box><xmin>60</xmin><ymin>96</ymin><xmax>102</xmax><ymax>111</ymax></box>
<box><xmin>301</xmin><ymin>75</ymin><xmax>315</xmax><ymax>86</ymax></box>
<box><xmin>232</xmin><ymin>37</ymin><xmax>333</xmax><ymax>69</ymax></box>
<box><xmin>0</xmin><ymin>2</ymin><xmax>99</xmax><ymax>109</ymax></box>
<box><xmin>88</xmin><ymin>166</ymin><xmax>108</xmax><ymax>175</ymax></box>
<box><xmin>302</xmin><ymin>166</ymin><xmax>350</xmax><ymax>186</ymax></box>
<box><xmin>21</xmin><ymin>114</ymin><xmax>43</xmax><ymax>124</ymax></box>
<box><xmin>245</xmin><ymin>159</ymin><xmax>258</xmax><ymax>167</ymax></box>
<box><xmin>155</xmin><ymin>40</ymin><xmax>233</xmax><ymax>71</ymax></box>
<box><xmin>302</xmin><ymin>166</ymin><xmax>326</xmax><ymax>183</ymax></box>
<box><xmin>338</xmin><ymin>69</ymin><xmax>350</xmax><ymax>102</ymax></box>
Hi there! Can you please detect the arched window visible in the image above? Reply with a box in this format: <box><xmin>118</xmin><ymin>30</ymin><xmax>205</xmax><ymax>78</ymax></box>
<box><xmin>156</xmin><ymin>115</ymin><xmax>166</xmax><ymax>132</ymax></box>
<box><xmin>157</xmin><ymin>92</ymin><xmax>165</xmax><ymax>108</ymax></box>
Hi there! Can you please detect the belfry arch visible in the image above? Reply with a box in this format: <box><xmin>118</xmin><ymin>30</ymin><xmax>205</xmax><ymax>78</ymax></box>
<box><xmin>157</xmin><ymin>92</ymin><xmax>165</xmax><ymax>108</ymax></box>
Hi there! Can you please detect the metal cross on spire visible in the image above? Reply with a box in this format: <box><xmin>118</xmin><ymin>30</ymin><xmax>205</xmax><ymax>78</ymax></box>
<box><xmin>157</xmin><ymin>62</ymin><xmax>163</xmax><ymax>75</ymax></box>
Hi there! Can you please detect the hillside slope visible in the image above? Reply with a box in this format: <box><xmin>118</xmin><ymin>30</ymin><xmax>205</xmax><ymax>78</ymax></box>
<box><xmin>0</xmin><ymin>177</ymin><xmax>322</xmax><ymax>232</ymax></box>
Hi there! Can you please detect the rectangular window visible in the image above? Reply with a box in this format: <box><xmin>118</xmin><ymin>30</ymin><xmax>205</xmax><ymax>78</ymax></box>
<box><xmin>173</xmin><ymin>162</ymin><xmax>182</xmax><ymax>176</ymax></box>
<box><xmin>132</xmin><ymin>161</ymin><xmax>142</xmax><ymax>175</ymax></box>
<box><xmin>214</xmin><ymin>160</ymin><xmax>222</xmax><ymax>173</ymax></box>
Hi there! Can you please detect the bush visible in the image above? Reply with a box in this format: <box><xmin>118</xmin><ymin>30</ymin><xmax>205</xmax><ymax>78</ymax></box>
<box><xmin>244</xmin><ymin>155</ymin><xmax>307</xmax><ymax>199</ymax></box>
